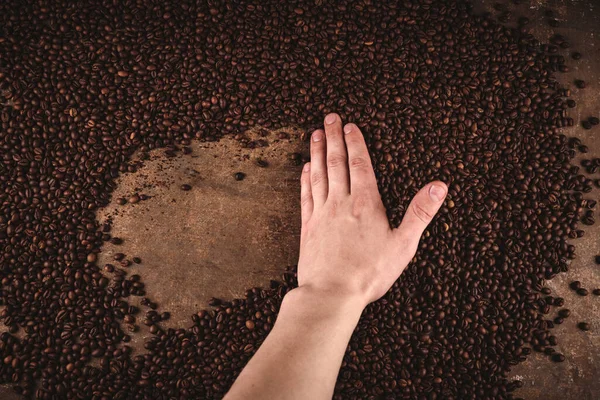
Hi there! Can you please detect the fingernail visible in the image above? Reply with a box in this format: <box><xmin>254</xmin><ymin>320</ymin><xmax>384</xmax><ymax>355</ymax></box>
<box><xmin>303</xmin><ymin>163</ymin><xmax>310</xmax><ymax>172</ymax></box>
<box><xmin>325</xmin><ymin>114</ymin><xmax>337</xmax><ymax>125</ymax></box>
<box><xmin>343</xmin><ymin>124</ymin><xmax>353</xmax><ymax>134</ymax></box>
<box><xmin>429</xmin><ymin>184</ymin><xmax>447</xmax><ymax>202</ymax></box>
<box><xmin>312</xmin><ymin>131</ymin><xmax>323</xmax><ymax>142</ymax></box>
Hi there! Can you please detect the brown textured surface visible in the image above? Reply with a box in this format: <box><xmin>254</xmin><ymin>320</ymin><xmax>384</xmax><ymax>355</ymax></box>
<box><xmin>1</xmin><ymin>0</ymin><xmax>599</xmax><ymax>398</ymax></box>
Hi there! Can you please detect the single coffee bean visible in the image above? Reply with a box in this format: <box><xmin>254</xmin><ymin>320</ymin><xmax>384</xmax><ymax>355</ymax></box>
<box><xmin>589</xmin><ymin>116</ymin><xmax>599</xmax><ymax>125</ymax></box>
<box><xmin>575</xmin><ymin>79</ymin><xmax>586</xmax><ymax>88</ymax></box>
<box><xmin>570</xmin><ymin>281</ymin><xmax>582</xmax><ymax>290</ymax></box>
<box><xmin>132</xmin><ymin>257</ymin><xmax>142</xmax><ymax>264</ymax></box>
<box><xmin>234</xmin><ymin>172</ymin><xmax>246</xmax><ymax>181</ymax></box>
<box><xmin>576</xmin><ymin>288</ymin><xmax>589</xmax><ymax>296</ymax></box>
<box><xmin>571</xmin><ymin>52</ymin><xmax>582</xmax><ymax>60</ymax></box>
<box><xmin>128</xmin><ymin>194</ymin><xmax>141</xmax><ymax>204</ymax></box>
<box><xmin>582</xmin><ymin>121</ymin><xmax>592</xmax><ymax>130</ymax></box>
<box><xmin>180</xmin><ymin>184</ymin><xmax>192</xmax><ymax>191</ymax></box>
<box><xmin>117</xmin><ymin>198</ymin><xmax>127</xmax><ymax>205</ymax></box>
<box><xmin>592</xmin><ymin>289</ymin><xmax>600</xmax><ymax>296</ymax></box>
<box><xmin>551</xmin><ymin>353</ymin><xmax>565</xmax><ymax>362</ymax></box>
<box><xmin>110</xmin><ymin>237</ymin><xmax>123</xmax><ymax>245</ymax></box>
<box><xmin>558</xmin><ymin>309</ymin><xmax>570</xmax><ymax>318</ymax></box>
<box><xmin>113</xmin><ymin>253</ymin><xmax>125</xmax><ymax>261</ymax></box>
<box><xmin>578</xmin><ymin>322</ymin><xmax>590</xmax><ymax>331</ymax></box>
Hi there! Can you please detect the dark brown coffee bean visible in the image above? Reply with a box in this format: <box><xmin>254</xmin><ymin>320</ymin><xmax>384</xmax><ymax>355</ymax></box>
<box><xmin>234</xmin><ymin>172</ymin><xmax>246</xmax><ymax>181</ymax></box>
<box><xmin>582</xmin><ymin>121</ymin><xmax>592</xmax><ymax>130</ymax></box>
<box><xmin>570</xmin><ymin>281</ymin><xmax>582</xmax><ymax>290</ymax></box>
<box><xmin>180</xmin><ymin>184</ymin><xmax>192</xmax><ymax>191</ymax></box>
<box><xmin>577</xmin><ymin>288</ymin><xmax>589</xmax><ymax>296</ymax></box>
<box><xmin>571</xmin><ymin>52</ymin><xmax>582</xmax><ymax>60</ymax></box>
<box><xmin>558</xmin><ymin>309</ymin><xmax>570</xmax><ymax>318</ymax></box>
<box><xmin>593</xmin><ymin>289</ymin><xmax>600</xmax><ymax>296</ymax></box>
<box><xmin>132</xmin><ymin>257</ymin><xmax>142</xmax><ymax>264</ymax></box>
<box><xmin>551</xmin><ymin>353</ymin><xmax>565</xmax><ymax>362</ymax></box>
<box><xmin>589</xmin><ymin>117</ymin><xmax>599</xmax><ymax>125</ymax></box>
<box><xmin>578</xmin><ymin>322</ymin><xmax>590</xmax><ymax>331</ymax></box>
<box><xmin>575</xmin><ymin>79</ymin><xmax>586</xmax><ymax>88</ymax></box>
<box><xmin>110</xmin><ymin>237</ymin><xmax>123</xmax><ymax>245</ymax></box>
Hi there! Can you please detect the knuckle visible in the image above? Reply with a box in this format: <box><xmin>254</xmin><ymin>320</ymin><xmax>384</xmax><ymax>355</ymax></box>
<box><xmin>311</xmin><ymin>171</ymin><xmax>326</xmax><ymax>186</ymax></box>
<box><xmin>410</xmin><ymin>202</ymin><xmax>434</xmax><ymax>224</ymax></box>
<box><xmin>301</xmin><ymin>193</ymin><xmax>312</xmax><ymax>208</ymax></box>
<box><xmin>349</xmin><ymin>156</ymin><xmax>370</xmax><ymax>170</ymax></box>
<box><xmin>326</xmin><ymin>154</ymin><xmax>347</xmax><ymax>169</ymax></box>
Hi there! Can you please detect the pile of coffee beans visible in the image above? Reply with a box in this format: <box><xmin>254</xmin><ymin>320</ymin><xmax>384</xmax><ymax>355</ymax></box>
<box><xmin>0</xmin><ymin>0</ymin><xmax>595</xmax><ymax>398</ymax></box>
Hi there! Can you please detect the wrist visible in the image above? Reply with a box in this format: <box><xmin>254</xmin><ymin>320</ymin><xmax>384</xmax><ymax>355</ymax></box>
<box><xmin>280</xmin><ymin>285</ymin><xmax>367</xmax><ymax>323</ymax></box>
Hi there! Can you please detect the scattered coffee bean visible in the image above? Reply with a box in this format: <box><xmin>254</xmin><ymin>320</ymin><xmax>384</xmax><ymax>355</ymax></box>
<box><xmin>128</xmin><ymin>194</ymin><xmax>141</xmax><ymax>204</ymax></box>
<box><xmin>234</xmin><ymin>172</ymin><xmax>246</xmax><ymax>181</ymax></box>
<box><xmin>180</xmin><ymin>184</ymin><xmax>192</xmax><ymax>191</ymax></box>
<box><xmin>578</xmin><ymin>322</ymin><xmax>590</xmax><ymax>331</ymax></box>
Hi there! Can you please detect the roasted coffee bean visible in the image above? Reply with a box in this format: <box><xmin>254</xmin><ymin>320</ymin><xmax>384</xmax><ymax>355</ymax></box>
<box><xmin>234</xmin><ymin>172</ymin><xmax>246</xmax><ymax>181</ymax></box>
<box><xmin>132</xmin><ymin>257</ymin><xmax>142</xmax><ymax>264</ymax></box>
<box><xmin>110</xmin><ymin>237</ymin><xmax>123</xmax><ymax>245</ymax></box>
<box><xmin>551</xmin><ymin>353</ymin><xmax>565</xmax><ymax>362</ymax></box>
<box><xmin>582</xmin><ymin>120</ymin><xmax>592</xmax><ymax>130</ymax></box>
<box><xmin>558</xmin><ymin>309</ymin><xmax>571</xmax><ymax>318</ymax></box>
<box><xmin>117</xmin><ymin>198</ymin><xmax>127</xmax><ymax>205</ymax></box>
<box><xmin>589</xmin><ymin>117</ymin><xmax>600</xmax><ymax>125</ymax></box>
<box><xmin>570</xmin><ymin>281</ymin><xmax>582</xmax><ymax>290</ymax></box>
<box><xmin>593</xmin><ymin>289</ymin><xmax>600</xmax><ymax>296</ymax></box>
<box><xmin>113</xmin><ymin>253</ymin><xmax>125</xmax><ymax>261</ymax></box>
<box><xmin>577</xmin><ymin>288</ymin><xmax>589</xmax><ymax>296</ymax></box>
<box><xmin>571</xmin><ymin>52</ymin><xmax>582</xmax><ymax>60</ymax></box>
<box><xmin>578</xmin><ymin>322</ymin><xmax>591</xmax><ymax>331</ymax></box>
<box><xmin>575</xmin><ymin>79</ymin><xmax>587</xmax><ymax>88</ymax></box>
<box><xmin>180</xmin><ymin>184</ymin><xmax>192</xmax><ymax>191</ymax></box>
<box><xmin>128</xmin><ymin>194</ymin><xmax>141</xmax><ymax>204</ymax></box>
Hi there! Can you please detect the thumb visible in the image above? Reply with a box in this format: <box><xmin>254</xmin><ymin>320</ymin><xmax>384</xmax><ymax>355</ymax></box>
<box><xmin>393</xmin><ymin>181</ymin><xmax>447</xmax><ymax>255</ymax></box>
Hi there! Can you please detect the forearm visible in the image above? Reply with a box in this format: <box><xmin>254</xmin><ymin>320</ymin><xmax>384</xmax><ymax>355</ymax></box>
<box><xmin>224</xmin><ymin>286</ymin><xmax>365</xmax><ymax>400</ymax></box>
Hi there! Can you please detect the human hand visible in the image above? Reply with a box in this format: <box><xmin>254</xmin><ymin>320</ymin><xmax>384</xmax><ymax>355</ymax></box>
<box><xmin>297</xmin><ymin>113</ymin><xmax>447</xmax><ymax>308</ymax></box>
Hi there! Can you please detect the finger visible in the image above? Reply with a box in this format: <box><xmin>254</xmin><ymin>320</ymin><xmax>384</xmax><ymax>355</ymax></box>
<box><xmin>343</xmin><ymin>123</ymin><xmax>378</xmax><ymax>196</ymax></box>
<box><xmin>310</xmin><ymin>129</ymin><xmax>328</xmax><ymax>208</ymax></box>
<box><xmin>393</xmin><ymin>181</ymin><xmax>447</xmax><ymax>259</ymax></box>
<box><xmin>323</xmin><ymin>113</ymin><xmax>350</xmax><ymax>196</ymax></box>
<box><xmin>300</xmin><ymin>162</ymin><xmax>313</xmax><ymax>227</ymax></box>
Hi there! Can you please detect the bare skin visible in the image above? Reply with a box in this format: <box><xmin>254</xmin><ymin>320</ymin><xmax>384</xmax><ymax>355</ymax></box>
<box><xmin>225</xmin><ymin>113</ymin><xmax>447</xmax><ymax>400</ymax></box>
